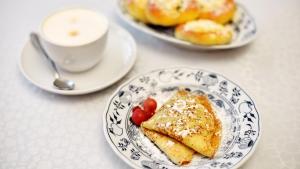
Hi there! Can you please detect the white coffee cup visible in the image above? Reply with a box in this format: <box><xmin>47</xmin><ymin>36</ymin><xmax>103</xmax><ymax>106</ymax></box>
<box><xmin>39</xmin><ymin>8</ymin><xmax>109</xmax><ymax>72</ymax></box>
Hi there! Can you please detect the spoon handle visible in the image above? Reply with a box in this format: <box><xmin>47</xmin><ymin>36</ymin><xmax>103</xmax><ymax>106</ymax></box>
<box><xmin>30</xmin><ymin>33</ymin><xmax>60</xmax><ymax>79</ymax></box>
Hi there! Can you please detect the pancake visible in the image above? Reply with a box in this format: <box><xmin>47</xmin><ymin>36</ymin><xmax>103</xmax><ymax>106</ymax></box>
<box><xmin>142</xmin><ymin>89</ymin><xmax>221</xmax><ymax>158</ymax></box>
<box><xmin>141</xmin><ymin>127</ymin><xmax>194</xmax><ymax>165</ymax></box>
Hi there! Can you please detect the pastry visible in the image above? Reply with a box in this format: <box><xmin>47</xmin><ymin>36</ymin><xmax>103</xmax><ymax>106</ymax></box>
<box><xmin>141</xmin><ymin>127</ymin><xmax>194</xmax><ymax>165</ymax></box>
<box><xmin>197</xmin><ymin>0</ymin><xmax>236</xmax><ymax>24</ymax></box>
<box><xmin>145</xmin><ymin>0</ymin><xmax>200</xmax><ymax>26</ymax></box>
<box><xmin>123</xmin><ymin>0</ymin><xmax>148</xmax><ymax>22</ymax></box>
<box><xmin>175</xmin><ymin>19</ymin><xmax>233</xmax><ymax>45</ymax></box>
<box><xmin>142</xmin><ymin>90</ymin><xmax>221</xmax><ymax>158</ymax></box>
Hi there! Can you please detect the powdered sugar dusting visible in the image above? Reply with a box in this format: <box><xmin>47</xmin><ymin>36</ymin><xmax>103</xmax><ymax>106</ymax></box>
<box><xmin>165</xmin><ymin>122</ymin><xmax>171</xmax><ymax>128</ymax></box>
<box><xmin>166</xmin><ymin>140</ymin><xmax>175</xmax><ymax>147</ymax></box>
<box><xmin>213</xmin><ymin>102</ymin><xmax>235</xmax><ymax>158</ymax></box>
<box><xmin>150</xmin><ymin>87</ymin><xmax>236</xmax><ymax>157</ymax></box>
<box><xmin>177</xmin><ymin>129</ymin><xmax>190</xmax><ymax>137</ymax></box>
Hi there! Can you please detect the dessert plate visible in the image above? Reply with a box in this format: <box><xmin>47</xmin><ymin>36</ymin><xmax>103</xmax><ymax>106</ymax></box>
<box><xmin>116</xmin><ymin>1</ymin><xmax>257</xmax><ymax>50</ymax></box>
<box><xmin>103</xmin><ymin>67</ymin><xmax>261</xmax><ymax>169</ymax></box>
<box><xmin>19</xmin><ymin>23</ymin><xmax>137</xmax><ymax>95</ymax></box>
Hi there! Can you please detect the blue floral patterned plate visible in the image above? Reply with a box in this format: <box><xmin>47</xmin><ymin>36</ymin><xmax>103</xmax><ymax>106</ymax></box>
<box><xmin>103</xmin><ymin>67</ymin><xmax>261</xmax><ymax>169</ymax></box>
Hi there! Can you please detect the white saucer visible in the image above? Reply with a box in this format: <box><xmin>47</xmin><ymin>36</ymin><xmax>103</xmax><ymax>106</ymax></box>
<box><xmin>19</xmin><ymin>23</ymin><xmax>137</xmax><ymax>95</ymax></box>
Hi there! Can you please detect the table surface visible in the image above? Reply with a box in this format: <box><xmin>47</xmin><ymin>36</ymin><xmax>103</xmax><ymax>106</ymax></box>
<box><xmin>1</xmin><ymin>0</ymin><xmax>300</xmax><ymax>168</ymax></box>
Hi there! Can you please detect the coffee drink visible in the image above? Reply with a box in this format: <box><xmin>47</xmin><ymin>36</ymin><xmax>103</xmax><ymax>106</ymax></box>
<box><xmin>39</xmin><ymin>8</ymin><xmax>109</xmax><ymax>72</ymax></box>
<box><xmin>42</xmin><ymin>8</ymin><xmax>107</xmax><ymax>46</ymax></box>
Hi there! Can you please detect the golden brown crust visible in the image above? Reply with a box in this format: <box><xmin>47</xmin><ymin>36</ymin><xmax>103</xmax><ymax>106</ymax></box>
<box><xmin>124</xmin><ymin>0</ymin><xmax>236</xmax><ymax>26</ymax></box>
<box><xmin>124</xmin><ymin>0</ymin><xmax>148</xmax><ymax>23</ymax></box>
<box><xmin>196</xmin><ymin>94</ymin><xmax>221</xmax><ymax>157</ymax></box>
<box><xmin>145</xmin><ymin>0</ymin><xmax>201</xmax><ymax>26</ymax></box>
<box><xmin>197</xmin><ymin>0</ymin><xmax>236</xmax><ymax>24</ymax></box>
<box><xmin>175</xmin><ymin>19</ymin><xmax>233</xmax><ymax>45</ymax></box>
<box><xmin>141</xmin><ymin>127</ymin><xmax>194</xmax><ymax>165</ymax></box>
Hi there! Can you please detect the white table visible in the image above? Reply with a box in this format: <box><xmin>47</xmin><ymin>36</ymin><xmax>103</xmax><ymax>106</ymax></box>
<box><xmin>0</xmin><ymin>0</ymin><xmax>299</xmax><ymax>168</ymax></box>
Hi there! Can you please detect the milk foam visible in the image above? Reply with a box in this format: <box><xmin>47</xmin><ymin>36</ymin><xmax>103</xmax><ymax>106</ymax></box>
<box><xmin>42</xmin><ymin>8</ymin><xmax>107</xmax><ymax>46</ymax></box>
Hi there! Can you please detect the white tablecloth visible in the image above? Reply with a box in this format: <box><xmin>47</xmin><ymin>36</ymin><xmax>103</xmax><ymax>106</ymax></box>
<box><xmin>0</xmin><ymin>0</ymin><xmax>299</xmax><ymax>168</ymax></box>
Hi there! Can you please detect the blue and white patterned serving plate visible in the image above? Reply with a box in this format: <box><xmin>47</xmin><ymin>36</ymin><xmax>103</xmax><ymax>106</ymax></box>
<box><xmin>103</xmin><ymin>67</ymin><xmax>261</xmax><ymax>169</ymax></box>
<box><xmin>116</xmin><ymin>1</ymin><xmax>257</xmax><ymax>50</ymax></box>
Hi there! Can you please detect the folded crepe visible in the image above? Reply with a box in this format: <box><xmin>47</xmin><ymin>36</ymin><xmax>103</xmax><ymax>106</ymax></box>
<box><xmin>141</xmin><ymin>127</ymin><xmax>194</xmax><ymax>165</ymax></box>
<box><xmin>141</xmin><ymin>90</ymin><xmax>221</xmax><ymax>158</ymax></box>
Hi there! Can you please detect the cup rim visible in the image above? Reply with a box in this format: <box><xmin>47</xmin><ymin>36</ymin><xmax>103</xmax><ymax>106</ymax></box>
<box><xmin>39</xmin><ymin>7</ymin><xmax>109</xmax><ymax>48</ymax></box>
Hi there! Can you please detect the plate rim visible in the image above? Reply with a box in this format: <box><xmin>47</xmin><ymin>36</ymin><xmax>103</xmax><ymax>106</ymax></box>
<box><xmin>103</xmin><ymin>66</ymin><xmax>261</xmax><ymax>169</ymax></box>
<box><xmin>115</xmin><ymin>0</ymin><xmax>258</xmax><ymax>50</ymax></box>
<box><xmin>18</xmin><ymin>22</ymin><xmax>137</xmax><ymax>95</ymax></box>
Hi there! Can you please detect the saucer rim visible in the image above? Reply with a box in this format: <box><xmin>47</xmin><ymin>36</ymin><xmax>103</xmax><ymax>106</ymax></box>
<box><xmin>18</xmin><ymin>22</ymin><xmax>137</xmax><ymax>95</ymax></box>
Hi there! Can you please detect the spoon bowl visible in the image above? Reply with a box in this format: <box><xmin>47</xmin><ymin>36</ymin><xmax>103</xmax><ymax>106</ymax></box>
<box><xmin>53</xmin><ymin>78</ymin><xmax>75</xmax><ymax>90</ymax></box>
<box><xmin>30</xmin><ymin>32</ymin><xmax>76</xmax><ymax>90</ymax></box>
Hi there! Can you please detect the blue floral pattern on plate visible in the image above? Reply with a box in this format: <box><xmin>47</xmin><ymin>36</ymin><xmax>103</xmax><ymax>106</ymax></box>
<box><xmin>103</xmin><ymin>67</ymin><xmax>260</xmax><ymax>169</ymax></box>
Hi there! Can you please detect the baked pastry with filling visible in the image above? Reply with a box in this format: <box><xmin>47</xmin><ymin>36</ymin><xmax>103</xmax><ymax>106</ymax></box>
<box><xmin>145</xmin><ymin>0</ymin><xmax>200</xmax><ymax>26</ymax></box>
<box><xmin>197</xmin><ymin>0</ymin><xmax>236</xmax><ymax>24</ymax></box>
<box><xmin>124</xmin><ymin>0</ymin><xmax>148</xmax><ymax>22</ymax></box>
<box><xmin>142</xmin><ymin>90</ymin><xmax>221</xmax><ymax>158</ymax></box>
<box><xmin>175</xmin><ymin>19</ymin><xmax>233</xmax><ymax>45</ymax></box>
